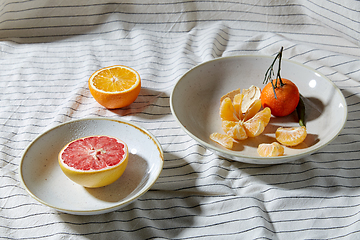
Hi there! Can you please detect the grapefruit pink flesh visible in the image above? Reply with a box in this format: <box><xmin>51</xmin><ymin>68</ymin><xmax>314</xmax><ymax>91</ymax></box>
<box><xmin>58</xmin><ymin>135</ymin><xmax>128</xmax><ymax>188</ymax></box>
<box><xmin>61</xmin><ymin>136</ymin><xmax>126</xmax><ymax>170</ymax></box>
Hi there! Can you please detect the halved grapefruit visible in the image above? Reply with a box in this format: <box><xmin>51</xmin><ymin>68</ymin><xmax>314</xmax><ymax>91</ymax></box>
<box><xmin>58</xmin><ymin>135</ymin><xmax>128</xmax><ymax>188</ymax></box>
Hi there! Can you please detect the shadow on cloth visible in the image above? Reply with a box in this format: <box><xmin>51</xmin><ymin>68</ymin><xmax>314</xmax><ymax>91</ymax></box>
<box><xmin>110</xmin><ymin>87</ymin><xmax>170</xmax><ymax>120</ymax></box>
<box><xmin>57</xmin><ymin>152</ymin><xmax>202</xmax><ymax>239</ymax></box>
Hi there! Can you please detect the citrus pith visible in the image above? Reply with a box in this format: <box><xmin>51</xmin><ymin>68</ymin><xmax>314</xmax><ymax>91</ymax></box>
<box><xmin>58</xmin><ymin>135</ymin><xmax>128</xmax><ymax>188</ymax></box>
<box><xmin>89</xmin><ymin>65</ymin><xmax>141</xmax><ymax>109</ymax></box>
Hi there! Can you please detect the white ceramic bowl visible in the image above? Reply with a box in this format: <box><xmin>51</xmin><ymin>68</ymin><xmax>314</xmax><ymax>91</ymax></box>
<box><xmin>20</xmin><ymin>118</ymin><xmax>163</xmax><ymax>215</ymax></box>
<box><xmin>170</xmin><ymin>55</ymin><xmax>347</xmax><ymax>164</ymax></box>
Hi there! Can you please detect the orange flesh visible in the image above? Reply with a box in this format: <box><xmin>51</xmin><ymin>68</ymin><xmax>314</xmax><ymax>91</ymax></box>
<box><xmin>92</xmin><ymin>68</ymin><xmax>138</xmax><ymax>92</ymax></box>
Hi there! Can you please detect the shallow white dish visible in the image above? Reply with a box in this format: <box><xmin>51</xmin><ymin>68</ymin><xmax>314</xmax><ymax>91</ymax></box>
<box><xmin>20</xmin><ymin>118</ymin><xmax>163</xmax><ymax>215</ymax></box>
<box><xmin>170</xmin><ymin>55</ymin><xmax>347</xmax><ymax>164</ymax></box>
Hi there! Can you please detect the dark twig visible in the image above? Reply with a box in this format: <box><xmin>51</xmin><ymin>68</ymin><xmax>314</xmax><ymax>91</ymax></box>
<box><xmin>263</xmin><ymin>47</ymin><xmax>284</xmax><ymax>99</ymax></box>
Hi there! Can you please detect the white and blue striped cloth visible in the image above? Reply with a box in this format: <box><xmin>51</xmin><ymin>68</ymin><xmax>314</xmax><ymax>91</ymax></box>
<box><xmin>1</xmin><ymin>1</ymin><xmax>360</xmax><ymax>239</ymax></box>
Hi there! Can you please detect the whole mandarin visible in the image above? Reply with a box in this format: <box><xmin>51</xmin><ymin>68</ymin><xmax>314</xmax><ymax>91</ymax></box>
<box><xmin>261</xmin><ymin>78</ymin><xmax>299</xmax><ymax>117</ymax></box>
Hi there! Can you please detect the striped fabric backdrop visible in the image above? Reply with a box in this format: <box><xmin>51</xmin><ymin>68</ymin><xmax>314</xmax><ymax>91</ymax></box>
<box><xmin>1</xmin><ymin>0</ymin><xmax>360</xmax><ymax>239</ymax></box>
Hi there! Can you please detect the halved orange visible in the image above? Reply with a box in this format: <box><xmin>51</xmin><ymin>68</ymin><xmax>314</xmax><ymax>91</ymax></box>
<box><xmin>257</xmin><ymin>142</ymin><xmax>284</xmax><ymax>157</ymax></box>
<box><xmin>275</xmin><ymin>126</ymin><xmax>307</xmax><ymax>147</ymax></box>
<box><xmin>89</xmin><ymin>65</ymin><xmax>141</xmax><ymax>109</ymax></box>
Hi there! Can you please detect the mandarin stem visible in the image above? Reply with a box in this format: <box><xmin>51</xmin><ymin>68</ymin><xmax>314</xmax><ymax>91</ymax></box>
<box><xmin>263</xmin><ymin>47</ymin><xmax>284</xmax><ymax>99</ymax></box>
<box><xmin>277</xmin><ymin>47</ymin><xmax>284</xmax><ymax>87</ymax></box>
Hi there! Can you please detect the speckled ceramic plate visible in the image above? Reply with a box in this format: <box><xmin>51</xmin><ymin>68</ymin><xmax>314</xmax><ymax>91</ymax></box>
<box><xmin>170</xmin><ymin>55</ymin><xmax>347</xmax><ymax>164</ymax></box>
<box><xmin>20</xmin><ymin>118</ymin><xmax>163</xmax><ymax>215</ymax></box>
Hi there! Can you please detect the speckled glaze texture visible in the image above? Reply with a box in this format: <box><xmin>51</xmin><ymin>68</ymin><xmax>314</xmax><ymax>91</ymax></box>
<box><xmin>20</xmin><ymin>118</ymin><xmax>164</xmax><ymax>215</ymax></box>
<box><xmin>170</xmin><ymin>55</ymin><xmax>347</xmax><ymax>164</ymax></box>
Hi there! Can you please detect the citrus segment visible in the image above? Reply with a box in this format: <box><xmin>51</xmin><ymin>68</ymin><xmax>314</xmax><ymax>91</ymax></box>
<box><xmin>242</xmin><ymin>99</ymin><xmax>262</xmax><ymax>121</ymax></box>
<box><xmin>222</xmin><ymin>120</ymin><xmax>248</xmax><ymax>140</ymax></box>
<box><xmin>243</xmin><ymin>119</ymin><xmax>265</xmax><ymax>138</ymax></box>
<box><xmin>219</xmin><ymin>97</ymin><xmax>239</xmax><ymax>121</ymax></box>
<box><xmin>241</xmin><ymin>85</ymin><xmax>261</xmax><ymax>114</ymax></box>
<box><xmin>210</xmin><ymin>133</ymin><xmax>233</xmax><ymax>149</ymax></box>
<box><xmin>233</xmin><ymin>93</ymin><xmax>243</xmax><ymax>117</ymax></box>
<box><xmin>251</xmin><ymin>106</ymin><xmax>271</xmax><ymax>125</ymax></box>
<box><xmin>58</xmin><ymin>135</ymin><xmax>129</xmax><ymax>188</ymax></box>
<box><xmin>257</xmin><ymin>142</ymin><xmax>284</xmax><ymax>157</ymax></box>
<box><xmin>89</xmin><ymin>65</ymin><xmax>141</xmax><ymax>109</ymax></box>
<box><xmin>243</xmin><ymin>107</ymin><xmax>271</xmax><ymax>137</ymax></box>
<box><xmin>275</xmin><ymin>126</ymin><xmax>307</xmax><ymax>146</ymax></box>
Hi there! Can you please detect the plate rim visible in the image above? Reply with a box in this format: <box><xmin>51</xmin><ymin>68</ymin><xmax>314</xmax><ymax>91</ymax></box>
<box><xmin>19</xmin><ymin>117</ymin><xmax>164</xmax><ymax>214</ymax></box>
<box><xmin>170</xmin><ymin>55</ymin><xmax>348</xmax><ymax>164</ymax></box>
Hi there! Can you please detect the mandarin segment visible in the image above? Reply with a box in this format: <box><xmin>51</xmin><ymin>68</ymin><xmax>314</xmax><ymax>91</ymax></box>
<box><xmin>233</xmin><ymin>93</ymin><xmax>243</xmax><ymax>116</ymax></box>
<box><xmin>242</xmin><ymin>99</ymin><xmax>262</xmax><ymax>121</ymax></box>
<box><xmin>210</xmin><ymin>133</ymin><xmax>234</xmax><ymax>149</ymax></box>
<box><xmin>243</xmin><ymin>107</ymin><xmax>271</xmax><ymax>137</ymax></box>
<box><xmin>222</xmin><ymin>120</ymin><xmax>248</xmax><ymax>140</ymax></box>
<box><xmin>257</xmin><ymin>142</ymin><xmax>284</xmax><ymax>157</ymax></box>
<box><xmin>220</xmin><ymin>85</ymin><xmax>261</xmax><ymax>121</ymax></box>
<box><xmin>275</xmin><ymin>126</ymin><xmax>307</xmax><ymax>146</ymax></box>
<box><xmin>220</xmin><ymin>97</ymin><xmax>239</xmax><ymax>121</ymax></box>
<box><xmin>251</xmin><ymin>107</ymin><xmax>271</xmax><ymax>125</ymax></box>
<box><xmin>243</xmin><ymin>119</ymin><xmax>265</xmax><ymax>138</ymax></box>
